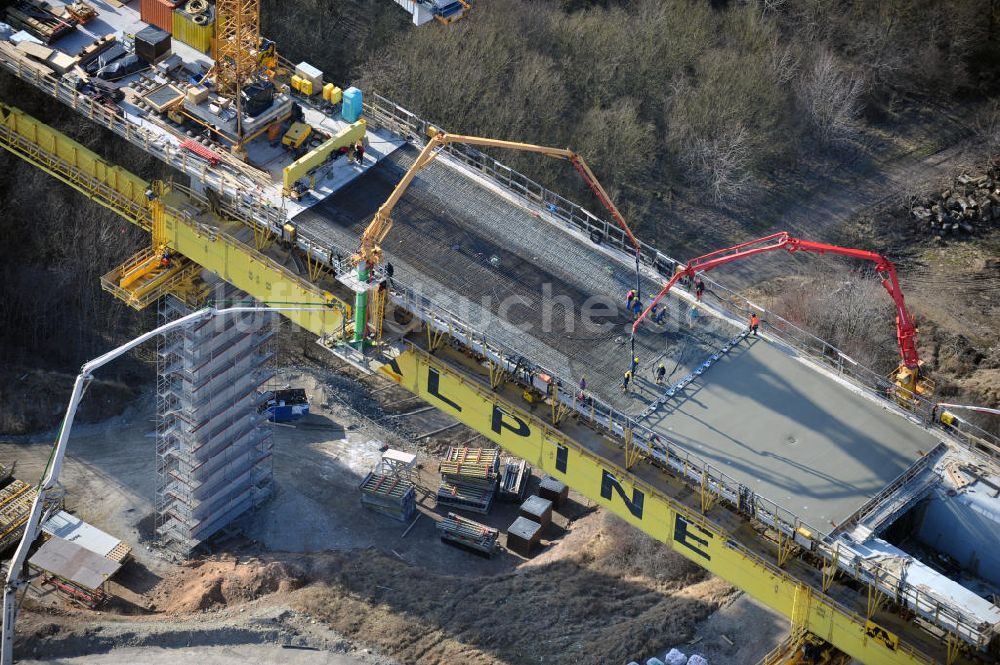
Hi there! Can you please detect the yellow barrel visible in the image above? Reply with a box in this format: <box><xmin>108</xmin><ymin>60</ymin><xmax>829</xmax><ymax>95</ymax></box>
<box><xmin>324</xmin><ymin>83</ymin><xmax>342</xmax><ymax>104</ymax></box>
<box><xmin>172</xmin><ymin>8</ymin><xmax>214</xmax><ymax>54</ymax></box>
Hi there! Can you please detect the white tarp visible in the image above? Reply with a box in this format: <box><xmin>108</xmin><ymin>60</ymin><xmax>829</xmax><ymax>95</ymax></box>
<box><xmin>41</xmin><ymin>510</ymin><xmax>121</xmax><ymax>559</ymax></box>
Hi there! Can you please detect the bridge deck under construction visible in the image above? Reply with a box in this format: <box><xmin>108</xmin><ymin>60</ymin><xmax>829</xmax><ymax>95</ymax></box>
<box><xmin>293</xmin><ymin>142</ymin><xmax>944</xmax><ymax>533</ymax></box>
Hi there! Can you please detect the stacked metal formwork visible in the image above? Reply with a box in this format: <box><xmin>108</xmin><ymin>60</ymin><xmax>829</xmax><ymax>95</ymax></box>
<box><xmin>154</xmin><ymin>294</ymin><xmax>275</xmax><ymax>553</ymax></box>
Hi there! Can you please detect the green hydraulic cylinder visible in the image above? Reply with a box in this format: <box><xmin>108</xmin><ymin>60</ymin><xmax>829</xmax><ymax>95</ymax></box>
<box><xmin>353</xmin><ymin>263</ymin><xmax>369</xmax><ymax>348</ymax></box>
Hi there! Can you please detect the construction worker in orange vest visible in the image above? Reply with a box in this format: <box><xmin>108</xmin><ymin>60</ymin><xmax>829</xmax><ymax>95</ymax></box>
<box><xmin>750</xmin><ymin>312</ymin><xmax>759</xmax><ymax>336</ymax></box>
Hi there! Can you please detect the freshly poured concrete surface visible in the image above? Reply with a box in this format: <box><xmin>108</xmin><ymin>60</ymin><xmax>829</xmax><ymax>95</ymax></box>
<box><xmin>291</xmin><ymin>140</ymin><xmax>945</xmax><ymax>533</ymax></box>
<box><xmin>642</xmin><ymin>336</ymin><xmax>943</xmax><ymax>530</ymax></box>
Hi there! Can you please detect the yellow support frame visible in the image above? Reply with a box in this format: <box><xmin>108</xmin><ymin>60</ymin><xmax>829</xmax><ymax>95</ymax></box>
<box><xmin>0</xmin><ymin>101</ymin><xmax>351</xmax><ymax>339</ymax></box>
<box><xmin>379</xmin><ymin>344</ymin><xmax>946</xmax><ymax>665</ymax></box>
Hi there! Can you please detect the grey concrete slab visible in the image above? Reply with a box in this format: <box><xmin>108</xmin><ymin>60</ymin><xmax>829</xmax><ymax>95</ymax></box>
<box><xmin>641</xmin><ymin>337</ymin><xmax>944</xmax><ymax>531</ymax></box>
<box><xmin>293</xmin><ymin>143</ymin><xmax>734</xmax><ymax>405</ymax></box>
<box><xmin>290</xmin><ymin>139</ymin><xmax>945</xmax><ymax>535</ymax></box>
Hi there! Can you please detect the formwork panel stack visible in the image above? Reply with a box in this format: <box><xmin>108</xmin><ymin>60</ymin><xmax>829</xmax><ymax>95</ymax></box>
<box><xmin>359</xmin><ymin>447</ymin><xmax>417</xmax><ymax>522</ymax></box>
<box><xmin>437</xmin><ymin>512</ymin><xmax>499</xmax><ymax>556</ymax></box>
<box><xmin>0</xmin><ymin>479</ymin><xmax>38</xmax><ymax>553</ymax></box>
<box><xmin>436</xmin><ymin>447</ymin><xmax>500</xmax><ymax>514</ymax></box>
<box><xmin>154</xmin><ymin>293</ymin><xmax>275</xmax><ymax>553</ymax></box>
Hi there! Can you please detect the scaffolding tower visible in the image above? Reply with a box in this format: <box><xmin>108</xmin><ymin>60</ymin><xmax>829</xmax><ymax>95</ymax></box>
<box><xmin>154</xmin><ymin>292</ymin><xmax>275</xmax><ymax>553</ymax></box>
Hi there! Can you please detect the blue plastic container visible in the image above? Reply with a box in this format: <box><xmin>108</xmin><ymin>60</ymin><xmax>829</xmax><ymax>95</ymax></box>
<box><xmin>341</xmin><ymin>86</ymin><xmax>363</xmax><ymax>123</ymax></box>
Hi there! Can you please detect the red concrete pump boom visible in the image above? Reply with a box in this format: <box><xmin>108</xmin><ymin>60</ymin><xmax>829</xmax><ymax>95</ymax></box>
<box><xmin>633</xmin><ymin>232</ymin><xmax>920</xmax><ymax>370</ymax></box>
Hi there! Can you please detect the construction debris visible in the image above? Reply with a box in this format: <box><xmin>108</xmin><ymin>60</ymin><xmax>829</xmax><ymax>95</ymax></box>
<box><xmin>263</xmin><ymin>387</ymin><xmax>310</xmax><ymax>422</ymax></box>
<box><xmin>5</xmin><ymin>1</ymin><xmax>77</xmax><ymax>43</ymax></box>
<box><xmin>436</xmin><ymin>447</ymin><xmax>500</xmax><ymax>514</ymax></box>
<box><xmin>907</xmin><ymin>162</ymin><xmax>1000</xmax><ymax>237</ymax></box>
<box><xmin>436</xmin><ymin>512</ymin><xmax>499</xmax><ymax>557</ymax></box>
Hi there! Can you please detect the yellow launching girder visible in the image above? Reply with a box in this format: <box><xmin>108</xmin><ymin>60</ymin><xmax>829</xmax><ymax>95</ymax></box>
<box><xmin>381</xmin><ymin>344</ymin><xmax>975</xmax><ymax>665</ymax></box>
<box><xmin>0</xmin><ymin>102</ymin><xmax>148</xmax><ymax>227</ymax></box>
<box><xmin>0</xmin><ymin>101</ymin><xmax>351</xmax><ymax>338</ymax></box>
<box><xmin>0</xmin><ymin>100</ymin><xmax>987</xmax><ymax>665</ymax></box>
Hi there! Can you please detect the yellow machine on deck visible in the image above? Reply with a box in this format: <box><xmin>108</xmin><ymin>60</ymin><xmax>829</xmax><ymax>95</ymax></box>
<box><xmin>282</xmin><ymin>122</ymin><xmax>311</xmax><ymax>149</ymax></box>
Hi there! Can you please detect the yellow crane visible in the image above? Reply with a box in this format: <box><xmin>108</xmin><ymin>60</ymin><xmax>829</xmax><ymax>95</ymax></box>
<box><xmin>350</xmin><ymin>128</ymin><xmax>642</xmax><ymax>348</ymax></box>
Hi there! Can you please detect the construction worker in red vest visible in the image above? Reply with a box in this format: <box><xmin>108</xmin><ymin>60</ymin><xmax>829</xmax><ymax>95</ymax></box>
<box><xmin>750</xmin><ymin>312</ymin><xmax>759</xmax><ymax>336</ymax></box>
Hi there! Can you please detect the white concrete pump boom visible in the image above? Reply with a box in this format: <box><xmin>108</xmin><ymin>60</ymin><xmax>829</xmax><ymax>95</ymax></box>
<box><xmin>0</xmin><ymin>305</ymin><xmax>325</xmax><ymax>665</ymax></box>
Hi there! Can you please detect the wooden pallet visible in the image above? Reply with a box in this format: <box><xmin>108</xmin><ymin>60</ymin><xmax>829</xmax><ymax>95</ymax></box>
<box><xmin>105</xmin><ymin>541</ymin><xmax>133</xmax><ymax>564</ymax></box>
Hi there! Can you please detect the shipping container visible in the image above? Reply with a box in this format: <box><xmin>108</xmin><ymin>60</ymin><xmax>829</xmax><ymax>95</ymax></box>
<box><xmin>172</xmin><ymin>7</ymin><xmax>214</xmax><ymax>54</ymax></box>
<box><xmin>140</xmin><ymin>0</ymin><xmax>181</xmax><ymax>33</ymax></box>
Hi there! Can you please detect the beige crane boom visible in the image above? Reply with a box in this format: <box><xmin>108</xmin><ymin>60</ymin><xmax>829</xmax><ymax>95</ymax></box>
<box><xmin>354</xmin><ymin>130</ymin><xmax>640</xmax><ymax>268</ymax></box>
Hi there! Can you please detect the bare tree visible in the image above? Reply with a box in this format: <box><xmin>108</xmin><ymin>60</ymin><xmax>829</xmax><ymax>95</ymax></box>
<box><xmin>798</xmin><ymin>49</ymin><xmax>864</xmax><ymax>146</ymax></box>
<box><xmin>684</xmin><ymin>125</ymin><xmax>755</xmax><ymax>205</ymax></box>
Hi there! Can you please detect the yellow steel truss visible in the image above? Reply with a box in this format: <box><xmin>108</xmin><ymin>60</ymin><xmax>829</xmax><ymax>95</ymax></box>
<box><xmin>0</xmin><ymin>102</ymin><xmax>351</xmax><ymax>338</ymax></box>
<box><xmin>2</xmin><ymin>100</ymin><xmax>985</xmax><ymax>665</ymax></box>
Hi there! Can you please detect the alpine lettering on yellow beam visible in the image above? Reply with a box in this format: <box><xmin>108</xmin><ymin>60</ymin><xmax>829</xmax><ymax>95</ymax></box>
<box><xmin>866</xmin><ymin>621</ymin><xmax>900</xmax><ymax>652</ymax></box>
<box><xmin>379</xmin><ymin>345</ymin><xmax>937</xmax><ymax>665</ymax></box>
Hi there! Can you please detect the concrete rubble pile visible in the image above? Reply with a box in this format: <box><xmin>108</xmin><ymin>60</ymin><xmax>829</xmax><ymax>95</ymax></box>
<box><xmin>909</xmin><ymin>162</ymin><xmax>1000</xmax><ymax>237</ymax></box>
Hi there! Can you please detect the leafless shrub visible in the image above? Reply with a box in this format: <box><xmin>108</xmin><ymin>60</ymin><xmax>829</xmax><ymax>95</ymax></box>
<box><xmin>769</xmin><ymin>269</ymin><xmax>896</xmax><ymax>370</ymax></box>
<box><xmin>666</xmin><ymin>40</ymin><xmax>792</xmax><ymax>204</ymax></box>
<box><xmin>594</xmin><ymin>512</ymin><xmax>705</xmax><ymax>585</ymax></box>
<box><xmin>575</xmin><ymin>100</ymin><xmax>655</xmax><ymax>191</ymax></box>
<box><xmin>798</xmin><ymin>49</ymin><xmax>864</xmax><ymax>146</ymax></box>
<box><xmin>682</xmin><ymin>126</ymin><xmax>755</xmax><ymax>205</ymax></box>
<box><xmin>974</xmin><ymin>101</ymin><xmax>1000</xmax><ymax>166</ymax></box>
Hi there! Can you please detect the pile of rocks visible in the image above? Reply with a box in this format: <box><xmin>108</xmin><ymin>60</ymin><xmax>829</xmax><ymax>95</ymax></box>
<box><xmin>909</xmin><ymin>164</ymin><xmax>1000</xmax><ymax>237</ymax></box>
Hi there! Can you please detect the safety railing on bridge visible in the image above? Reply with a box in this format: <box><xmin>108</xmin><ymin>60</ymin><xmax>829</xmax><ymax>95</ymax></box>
<box><xmin>0</xmin><ymin>48</ymin><xmax>268</xmax><ymax>195</ymax></box>
<box><xmin>364</xmin><ymin>92</ymin><xmax>1000</xmax><ymax>462</ymax></box>
<box><xmin>387</xmin><ymin>271</ymin><xmax>991</xmax><ymax>650</ymax></box>
<box><xmin>364</xmin><ymin>94</ymin><xmax>997</xmax><ymax>650</ymax></box>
